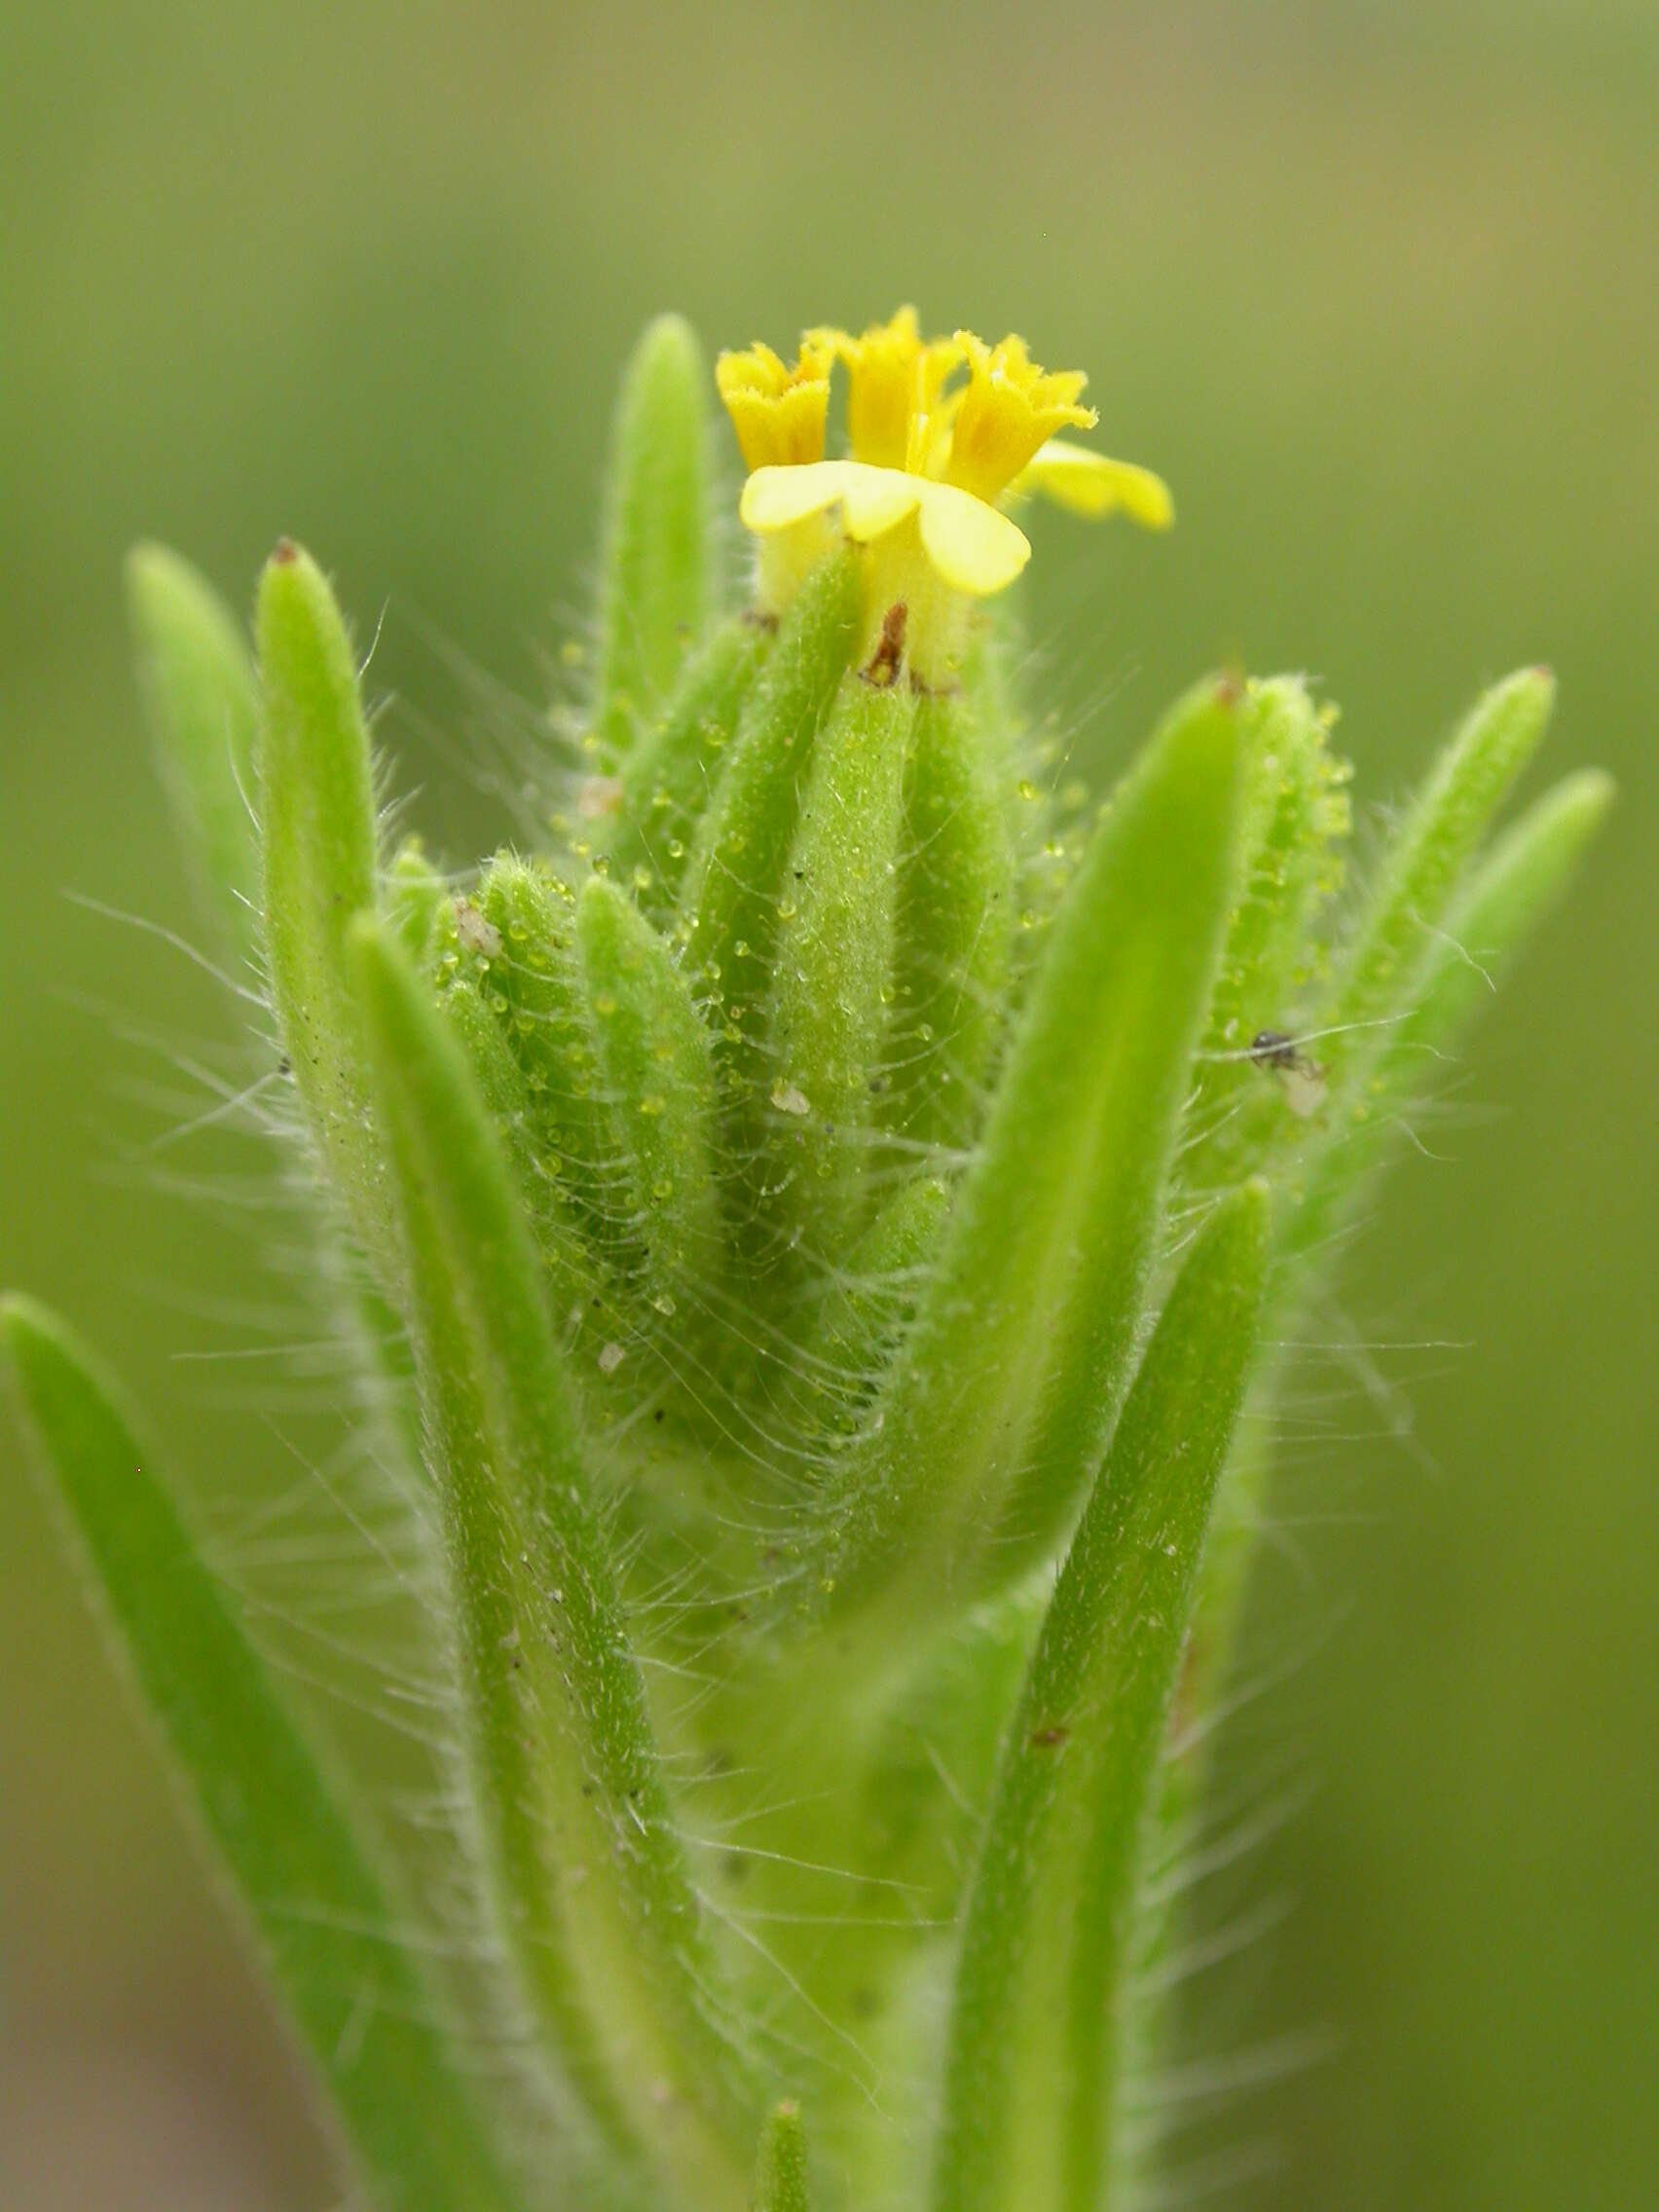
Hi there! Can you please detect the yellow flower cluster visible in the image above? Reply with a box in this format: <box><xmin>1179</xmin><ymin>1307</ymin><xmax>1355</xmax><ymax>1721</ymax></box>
<box><xmin>716</xmin><ymin>308</ymin><xmax>1173</xmax><ymax>686</ymax></box>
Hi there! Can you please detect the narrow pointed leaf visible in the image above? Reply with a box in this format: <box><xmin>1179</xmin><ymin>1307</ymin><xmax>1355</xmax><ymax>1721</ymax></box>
<box><xmin>1325</xmin><ymin>666</ymin><xmax>1554</xmax><ymax>1068</ymax></box>
<box><xmin>593</xmin><ymin>313</ymin><xmax>711</xmax><ymax>761</ymax></box>
<box><xmin>0</xmin><ymin>1298</ymin><xmax>522</xmax><ymax>2212</ymax></box>
<box><xmin>814</xmin><ymin>1172</ymin><xmax>952</xmax><ymax>1415</ymax></box>
<box><xmin>753</xmin><ymin>2100</ymin><xmax>811</xmax><ymax>2212</ymax></box>
<box><xmin>763</xmin><ymin>678</ymin><xmax>913</xmax><ymax>1263</ymax></box>
<box><xmin>681</xmin><ymin>548</ymin><xmax>861</xmax><ymax>1054</ymax></box>
<box><xmin>473</xmin><ymin>856</ymin><xmax>620</xmax><ymax>1233</ymax></box>
<box><xmin>1395</xmin><ymin>765</ymin><xmax>1611</xmax><ymax>1064</ymax></box>
<box><xmin>1183</xmin><ymin>676</ymin><xmax>1349</xmax><ymax>1196</ymax></box>
<box><xmin>933</xmin><ymin>1181</ymin><xmax>1271</xmax><ymax>2212</ymax></box>
<box><xmin>255</xmin><ymin>541</ymin><xmax>390</xmax><ymax>1262</ymax></box>
<box><xmin>819</xmin><ymin>677</ymin><xmax>1244</xmax><ymax>1633</ymax></box>
<box><xmin>602</xmin><ymin>615</ymin><xmax>771</xmax><ymax>912</ymax></box>
<box><xmin>387</xmin><ymin>834</ymin><xmax>448</xmax><ymax>961</ymax></box>
<box><xmin>885</xmin><ymin>687</ymin><xmax>1015</xmax><ymax>1153</ymax></box>
<box><xmin>576</xmin><ymin>874</ymin><xmax>723</xmax><ymax>1317</ymax></box>
<box><xmin>127</xmin><ymin>543</ymin><xmax>262</xmax><ymax>959</ymax></box>
<box><xmin>1280</xmin><ymin>762</ymin><xmax>1611</xmax><ymax>1272</ymax></box>
<box><xmin>347</xmin><ymin>919</ymin><xmax>751</xmax><ymax>2207</ymax></box>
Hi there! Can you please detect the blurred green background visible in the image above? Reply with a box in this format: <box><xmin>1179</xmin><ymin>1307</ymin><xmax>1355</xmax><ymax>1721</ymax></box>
<box><xmin>2</xmin><ymin>3</ymin><xmax>1654</xmax><ymax>2205</ymax></box>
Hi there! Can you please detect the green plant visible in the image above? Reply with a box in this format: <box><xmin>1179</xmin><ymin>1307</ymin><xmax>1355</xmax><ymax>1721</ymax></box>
<box><xmin>2</xmin><ymin>310</ymin><xmax>1609</xmax><ymax>2212</ymax></box>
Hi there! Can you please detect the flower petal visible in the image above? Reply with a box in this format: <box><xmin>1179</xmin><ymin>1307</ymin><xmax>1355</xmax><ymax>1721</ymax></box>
<box><xmin>742</xmin><ymin>461</ymin><xmax>1029</xmax><ymax>598</ymax></box>
<box><xmin>916</xmin><ymin>479</ymin><xmax>1032</xmax><ymax>595</ymax></box>
<box><xmin>741</xmin><ymin>461</ymin><xmax>858</xmax><ymax>532</ymax></box>
<box><xmin>1015</xmin><ymin>441</ymin><xmax>1175</xmax><ymax>529</ymax></box>
<box><xmin>742</xmin><ymin>460</ymin><xmax>923</xmax><ymax>542</ymax></box>
<box><xmin>836</xmin><ymin>462</ymin><xmax>926</xmax><ymax>542</ymax></box>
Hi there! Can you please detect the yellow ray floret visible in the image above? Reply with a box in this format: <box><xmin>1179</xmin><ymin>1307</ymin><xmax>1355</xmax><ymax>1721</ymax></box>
<box><xmin>742</xmin><ymin>460</ymin><xmax>1031</xmax><ymax>596</ymax></box>
<box><xmin>1012</xmin><ymin>439</ymin><xmax>1175</xmax><ymax>528</ymax></box>
<box><xmin>716</xmin><ymin>337</ymin><xmax>833</xmax><ymax>471</ymax></box>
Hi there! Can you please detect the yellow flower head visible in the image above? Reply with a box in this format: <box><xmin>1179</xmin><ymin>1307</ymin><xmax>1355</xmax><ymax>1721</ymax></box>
<box><xmin>723</xmin><ymin>311</ymin><xmax>1172</xmax><ymax>686</ymax></box>
<box><xmin>715</xmin><ymin>336</ymin><xmax>833</xmax><ymax>472</ymax></box>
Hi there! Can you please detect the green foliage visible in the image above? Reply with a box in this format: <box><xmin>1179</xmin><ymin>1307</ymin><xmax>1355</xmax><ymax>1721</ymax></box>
<box><xmin>350</xmin><ymin>916</ymin><xmax>752</xmax><ymax>2209</ymax></box>
<box><xmin>0</xmin><ymin>1299</ymin><xmax>520</xmax><ymax>2212</ymax></box>
<box><xmin>255</xmin><ymin>539</ymin><xmax>390</xmax><ymax>1264</ymax></box>
<box><xmin>933</xmin><ymin>1183</ymin><xmax>1270</xmax><ymax>2212</ymax></box>
<box><xmin>763</xmin><ymin>677</ymin><xmax>913</xmax><ymax>1263</ymax></box>
<box><xmin>1</xmin><ymin>316</ymin><xmax>1605</xmax><ymax>2212</ymax></box>
<box><xmin>126</xmin><ymin>543</ymin><xmax>263</xmax><ymax>961</ymax></box>
<box><xmin>753</xmin><ymin>2102</ymin><xmax>812</xmax><ymax>2212</ymax></box>
<box><xmin>814</xmin><ymin>677</ymin><xmax>1245</xmax><ymax>1646</ymax></box>
<box><xmin>593</xmin><ymin>313</ymin><xmax>712</xmax><ymax>764</ymax></box>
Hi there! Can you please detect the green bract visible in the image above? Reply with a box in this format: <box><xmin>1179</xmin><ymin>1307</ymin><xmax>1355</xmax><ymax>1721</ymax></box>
<box><xmin>2</xmin><ymin>316</ymin><xmax>1608</xmax><ymax>2212</ymax></box>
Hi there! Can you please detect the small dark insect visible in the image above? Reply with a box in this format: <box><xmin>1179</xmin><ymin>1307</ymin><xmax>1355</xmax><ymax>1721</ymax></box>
<box><xmin>1248</xmin><ymin>1028</ymin><xmax>1301</xmax><ymax>1069</ymax></box>
<box><xmin>1249</xmin><ymin>1028</ymin><xmax>1327</xmax><ymax>1118</ymax></box>
<box><xmin>1028</xmin><ymin>1723</ymin><xmax>1070</xmax><ymax>1751</ymax></box>
<box><xmin>862</xmin><ymin>600</ymin><xmax>908</xmax><ymax>688</ymax></box>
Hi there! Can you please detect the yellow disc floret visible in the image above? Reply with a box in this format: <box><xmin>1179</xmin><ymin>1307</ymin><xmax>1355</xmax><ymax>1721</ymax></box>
<box><xmin>715</xmin><ymin>337</ymin><xmax>833</xmax><ymax>471</ymax></box>
<box><xmin>720</xmin><ymin>311</ymin><xmax>1172</xmax><ymax>688</ymax></box>
<box><xmin>941</xmin><ymin>332</ymin><xmax>1096</xmax><ymax>506</ymax></box>
<box><xmin>830</xmin><ymin>307</ymin><xmax>929</xmax><ymax>471</ymax></box>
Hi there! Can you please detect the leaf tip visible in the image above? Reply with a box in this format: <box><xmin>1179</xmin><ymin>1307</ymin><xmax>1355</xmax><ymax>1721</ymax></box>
<box><xmin>256</xmin><ymin>537</ymin><xmax>336</xmax><ymax>644</ymax></box>
<box><xmin>1</xmin><ymin>1289</ymin><xmax>54</xmax><ymax>1367</ymax></box>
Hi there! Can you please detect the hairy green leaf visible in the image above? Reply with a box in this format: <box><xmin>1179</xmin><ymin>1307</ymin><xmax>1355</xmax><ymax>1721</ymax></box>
<box><xmin>1184</xmin><ymin>676</ymin><xmax>1349</xmax><ymax>1196</ymax></box>
<box><xmin>1281</xmin><ymin>761</ymin><xmax>1611</xmax><ymax>1272</ymax></box>
<box><xmin>576</xmin><ymin>874</ymin><xmax>723</xmax><ymax>1321</ymax></box>
<box><xmin>602</xmin><ymin>616</ymin><xmax>771</xmax><ymax>912</ymax></box>
<box><xmin>1325</xmin><ymin>666</ymin><xmax>1554</xmax><ymax>1068</ymax></box>
<box><xmin>127</xmin><ymin>542</ymin><xmax>262</xmax><ymax>960</ymax></box>
<box><xmin>753</xmin><ymin>2100</ymin><xmax>811</xmax><ymax>2212</ymax></box>
<box><xmin>933</xmin><ymin>1181</ymin><xmax>1271</xmax><ymax>2212</ymax></box>
<box><xmin>885</xmin><ymin>687</ymin><xmax>1017</xmax><ymax>1154</ymax></box>
<box><xmin>472</xmin><ymin>856</ymin><xmax>619</xmax><ymax>1229</ymax></box>
<box><xmin>348</xmin><ymin>918</ymin><xmax>753</xmax><ymax>2209</ymax></box>
<box><xmin>0</xmin><ymin>1298</ymin><xmax>522</xmax><ymax>2212</ymax></box>
<box><xmin>818</xmin><ymin>677</ymin><xmax>1244</xmax><ymax>1639</ymax></box>
<box><xmin>681</xmin><ymin>549</ymin><xmax>861</xmax><ymax>1055</ymax></box>
<box><xmin>593</xmin><ymin>313</ymin><xmax>711</xmax><ymax>762</ymax></box>
<box><xmin>255</xmin><ymin>540</ymin><xmax>389</xmax><ymax>1262</ymax></box>
<box><xmin>762</xmin><ymin>677</ymin><xmax>913</xmax><ymax>1264</ymax></box>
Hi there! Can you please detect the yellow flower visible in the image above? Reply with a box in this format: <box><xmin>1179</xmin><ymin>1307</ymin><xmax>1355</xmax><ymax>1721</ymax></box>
<box><xmin>1011</xmin><ymin>439</ymin><xmax>1176</xmax><ymax>528</ymax></box>
<box><xmin>715</xmin><ymin>337</ymin><xmax>833</xmax><ymax>471</ymax></box>
<box><xmin>741</xmin><ymin>461</ymin><xmax>1030</xmax><ymax>597</ymax></box>
<box><xmin>941</xmin><ymin>331</ymin><xmax>1095</xmax><ymax>505</ymax></box>
<box><xmin>721</xmin><ymin>311</ymin><xmax>1172</xmax><ymax>687</ymax></box>
<box><xmin>825</xmin><ymin>307</ymin><xmax>958</xmax><ymax>474</ymax></box>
